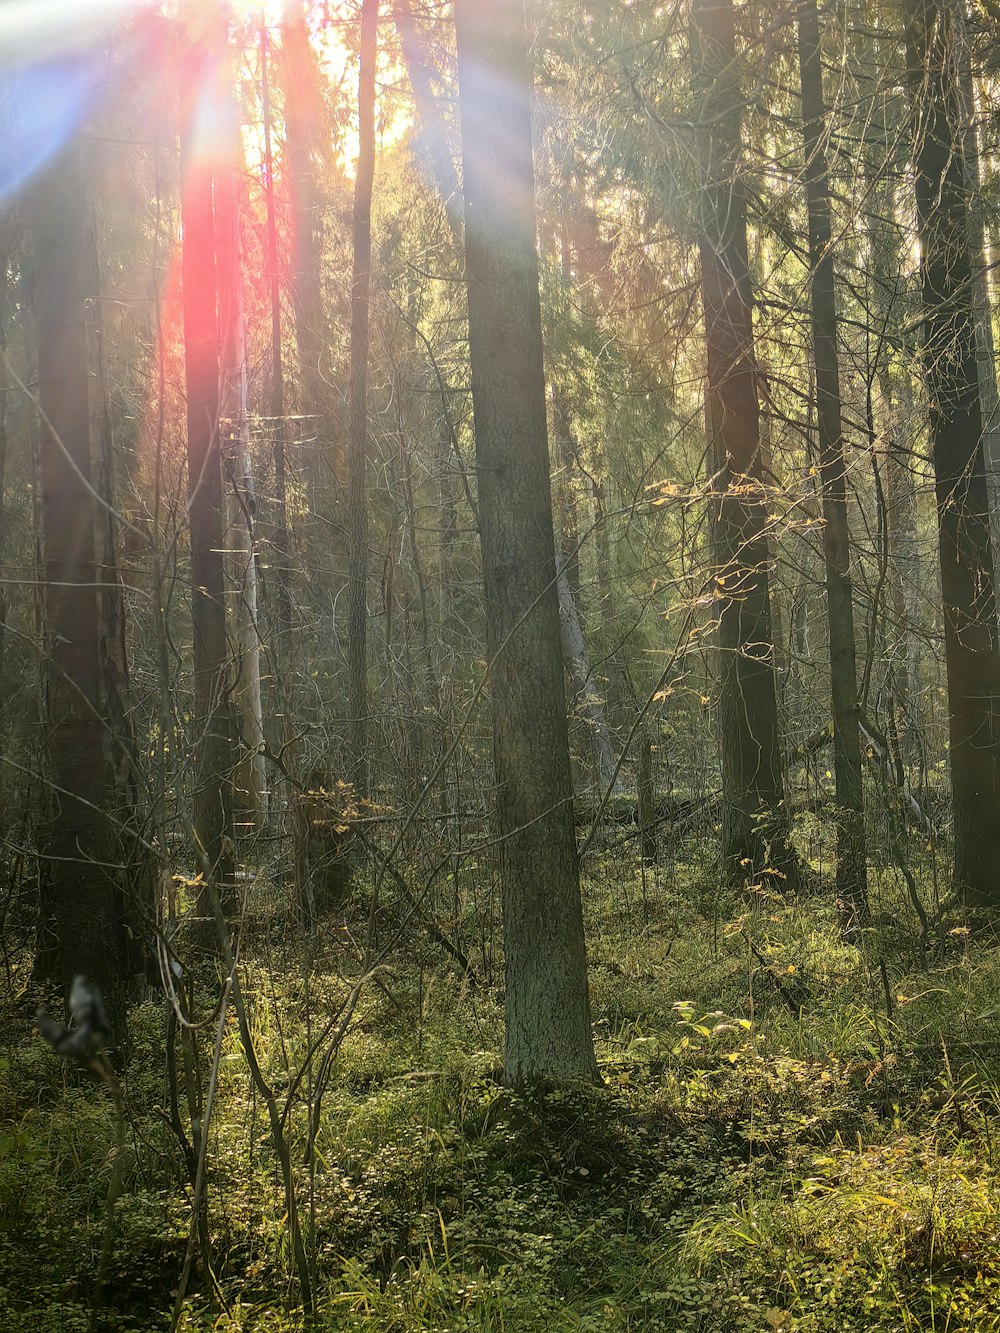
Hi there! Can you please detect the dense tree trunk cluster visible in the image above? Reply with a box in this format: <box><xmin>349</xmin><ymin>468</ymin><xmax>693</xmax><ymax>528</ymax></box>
<box><xmin>7</xmin><ymin>0</ymin><xmax>1000</xmax><ymax>1086</ymax></box>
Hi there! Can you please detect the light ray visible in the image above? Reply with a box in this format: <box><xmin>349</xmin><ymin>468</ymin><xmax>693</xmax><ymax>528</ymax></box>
<box><xmin>0</xmin><ymin>0</ymin><xmax>151</xmax><ymax>55</ymax></box>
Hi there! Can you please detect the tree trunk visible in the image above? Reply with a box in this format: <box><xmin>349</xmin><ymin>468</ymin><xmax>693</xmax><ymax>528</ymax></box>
<box><xmin>456</xmin><ymin>0</ymin><xmax>599</xmax><ymax>1084</ymax></box>
<box><xmin>907</xmin><ymin>0</ymin><xmax>1000</xmax><ymax>906</ymax></box>
<box><xmin>179</xmin><ymin>22</ymin><xmax>236</xmax><ymax>908</ymax></box>
<box><xmin>31</xmin><ymin>135</ymin><xmax>123</xmax><ymax>1012</ymax></box>
<box><xmin>691</xmin><ymin>0</ymin><xmax>797</xmax><ymax>891</ymax></box>
<box><xmin>261</xmin><ymin>18</ymin><xmax>292</xmax><ymax>663</ymax></box>
<box><xmin>863</xmin><ymin>116</ymin><xmax>924</xmax><ymax>762</ymax></box>
<box><xmin>280</xmin><ymin>0</ymin><xmax>329</xmax><ymax>439</ymax></box>
<box><xmin>346</xmin><ymin>0</ymin><xmax>378</xmax><ymax>792</ymax></box>
<box><xmin>216</xmin><ymin>110</ymin><xmax>268</xmax><ymax>830</ymax></box>
<box><xmin>955</xmin><ymin>17</ymin><xmax>1000</xmax><ymax>585</ymax></box>
<box><xmin>796</xmin><ymin>0</ymin><xmax>868</xmax><ymax>918</ymax></box>
<box><xmin>87</xmin><ymin>199</ymin><xmax>153</xmax><ymax>980</ymax></box>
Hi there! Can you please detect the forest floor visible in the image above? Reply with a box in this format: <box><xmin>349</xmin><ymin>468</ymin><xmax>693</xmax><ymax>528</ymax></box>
<box><xmin>3</xmin><ymin>833</ymin><xmax>1000</xmax><ymax>1332</ymax></box>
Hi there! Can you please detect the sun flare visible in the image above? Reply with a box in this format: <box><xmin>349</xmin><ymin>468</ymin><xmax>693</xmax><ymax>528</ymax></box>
<box><xmin>223</xmin><ymin>0</ymin><xmax>287</xmax><ymax>26</ymax></box>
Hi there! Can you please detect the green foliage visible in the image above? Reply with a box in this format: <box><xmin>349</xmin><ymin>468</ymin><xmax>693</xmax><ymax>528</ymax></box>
<box><xmin>4</xmin><ymin>858</ymin><xmax>1000</xmax><ymax>1331</ymax></box>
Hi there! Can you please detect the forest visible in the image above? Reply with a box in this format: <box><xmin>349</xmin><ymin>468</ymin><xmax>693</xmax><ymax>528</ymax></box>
<box><xmin>3</xmin><ymin>0</ymin><xmax>1000</xmax><ymax>1327</ymax></box>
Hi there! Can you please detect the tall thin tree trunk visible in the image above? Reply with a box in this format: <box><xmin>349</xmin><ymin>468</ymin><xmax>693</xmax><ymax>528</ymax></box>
<box><xmin>346</xmin><ymin>0</ymin><xmax>378</xmax><ymax>792</ymax></box>
<box><xmin>797</xmin><ymin>0</ymin><xmax>867</xmax><ymax>917</ymax></box>
<box><xmin>691</xmin><ymin>0</ymin><xmax>797</xmax><ymax>891</ymax></box>
<box><xmin>179</xmin><ymin>23</ymin><xmax>236</xmax><ymax>907</ymax></box>
<box><xmin>956</xmin><ymin>32</ymin><xmax>1000</xmax><ymax>582</ymax></box>
<box><xmin>281</xmin><ymin>0</ymin><xmax>329</xmax><ymax>439</ymax></box>
<box><xmin>907</xmin><ymin>0</ymin><xmax>1000</xmax><ymax>906</ymax></box>
<box><xmin>32</xmin><ymin>135</ymin><xmax>123</xmax><ymax>1010</ymax></box>
<box><xmin>216</xmin><ymin>108</ymin><xmax>268</xmax><ymax>830</ymax></box>
<box><xmin>261</xmin><ymin>18</ymin><xmax>292</xmax><ymax>662</ymax></box>
<box><xmin>863</xmin><ymin>116</ymin><xmax>924</xmax><ymax>760</ymax></box>
<box><xmin>87</xmin><ymin>202</ymin><xmax>153</xmax><ymax>979</ymax></box>
<box><xmin>456</xmin><ymin>0</ymin><xmax>599</xmax><ymax>1084</ymax></box>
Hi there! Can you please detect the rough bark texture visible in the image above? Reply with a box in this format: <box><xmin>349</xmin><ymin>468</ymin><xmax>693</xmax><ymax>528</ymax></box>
<box><xmin>32</xmin><ymin>137</ymin><xmax>123</xmax><ymax>1007</ymax></box>
<box><xmin>908</xmin><ymin>0</ymin><xmax>1000</xmax><ymax>906</ymax></box>
<box><xmin>797</xmin><ymin>0</ymin><xmax>867</xmax><ymax>917</ymax></box>
<box><xmin>346</xmin><ymin>0</ymin><xmax>378</xmax><ymax>792</ymax></box>
<box><xmin>180</xmin><ymin>27</ymin><xmax>236</xmax><ymax>908</ymax></box>
<box><xmin>691</xmin><ymin>0</ymin><xmax>797</xmax><ymax>891</ymax></box>
<box><xmin>456</xmin><ymin>0</ymin><xmax>598</xmax><ymax>1084</ymax></box>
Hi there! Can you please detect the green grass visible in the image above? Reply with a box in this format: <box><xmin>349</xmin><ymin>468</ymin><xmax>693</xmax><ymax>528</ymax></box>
<box><xmin>3</xmin><ymin>848</ymin><xmax>1000</xmax><ymax>1331</ymax></box>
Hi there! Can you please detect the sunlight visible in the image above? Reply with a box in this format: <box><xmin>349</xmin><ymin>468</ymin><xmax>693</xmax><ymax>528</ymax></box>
<box><xmin>0</xmin><ymin>0</ymin><xmax>145</xmax><ymax>52</ymax></box>
<box><xmin>225</xmin><ymin>0</ymin><xmax>286</xmax><ymax>22</ymax></box>
<box><xmin>0</xmin><ymin>1</ymin><xmax>153</xmax><ymax>204</ymax></box>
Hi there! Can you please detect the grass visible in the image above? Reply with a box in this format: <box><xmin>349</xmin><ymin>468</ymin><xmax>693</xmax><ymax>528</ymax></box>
<box><xmin>2</xmin><ymin>842</ymin><xmax>1000</xmax><ymax>1331</ymax></box>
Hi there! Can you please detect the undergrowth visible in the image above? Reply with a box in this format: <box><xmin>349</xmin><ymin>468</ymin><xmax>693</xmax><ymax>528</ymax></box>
<box><xmin>2</xmin><ymin>846</ymin><xmax>1000</xmax><ymax>1331</ymax></box>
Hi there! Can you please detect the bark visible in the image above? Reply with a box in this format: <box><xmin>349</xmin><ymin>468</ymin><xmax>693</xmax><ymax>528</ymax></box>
<box><xmin>346</xmin><ymin>0</ymin><xmax>378</xmax><ymax>792</ymax></box>
<box><xmin>179</xmin><ymin>22</ymin><xmax>236</xmax><ymax>907</ymax></box>
<box><xmin>690</xmin><ymin>0</ymin><xmax>797</xmax><ymax>891</ymax></box>
<box><xmin>31</xmin><ymin>136</ymin><xmax>123</xmax><ymax>1009</ymax></box>
<box><xmin>456</xmin><ymin>0</ymin><xmax>598</xmax><ymax>1083</ymax></box>
<box><xmin>216</xmin><ymin>111</ymin><xmax>268</xmax><ymax>829</ymax></box>
<box><xmin>796</xmin><ymin>0</ymin><xmax>868</xmax><ymax>917</ymax></box>
<box><xmin>907</xmin><ymin>0</ymin><xmax>1000</xmax><ymax>906</ymax></box>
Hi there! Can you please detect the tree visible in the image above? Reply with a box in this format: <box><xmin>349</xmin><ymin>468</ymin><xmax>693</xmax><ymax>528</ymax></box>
<box><xmin>260</xmin><ymin>17</ymin><xmax>292</xmax><ymax>660</ymax></box>
<box><xmin>907</xmin><ymin>0</ymin><xmax>1000</xmax><ymax>906</ymax></box>
<box><xmin>280</xmin><ymin>0</ymin><xmax>330</xmax><ymax>431</ymax></box>
<box><xmin>796</xmin><ymin>0</ymin><xmax>867</xmax><ymax>917</ymax></box>
<box><xmin>455</xmin><ymin>0</ymin><xmax>599</xmax><ymax>1083</ymax></box>
<box><xmin>179</xmin><ymin>14</ymin><xmax>236</xmax><ymax>905</ymax></box>
<box><xmin>690</xmin><ymin>0</ymin><xmax>797</xmax><ymax>891</ymax></box>
<box><xmin>216</xmin><ymin>100</ymin><xmax>267</xmax><ymax>829</ymax></box>
<box><xmin>346</xmin><ymin>0</ymin><xmax>378</xmax><ymax>790</ymax></box>
<box><xmin>32</xmin><ymin>132</ymin><xmax>124</xmax><ymax>1009</ymax></box>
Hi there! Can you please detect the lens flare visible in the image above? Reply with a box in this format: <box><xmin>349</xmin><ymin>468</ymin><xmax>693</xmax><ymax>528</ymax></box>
<box><xmin>0</xmin><ymin>0</ymin><xmax>153</xmax><ymax>204</ymax></box>
<box><xmin>0</xmin><ymin>57</ymin><xmax>100</xmax><ymax>204</ymax></box>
